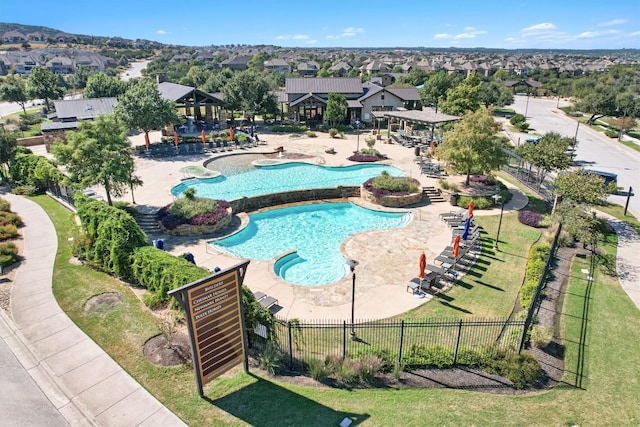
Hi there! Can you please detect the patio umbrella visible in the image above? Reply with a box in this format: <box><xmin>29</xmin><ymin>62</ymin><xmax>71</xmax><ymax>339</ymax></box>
<box><xmin>173</xmin><ymin>131</ymin><xmax>179</xmax><ymax>147</ymax></box>
<box><xmin>430</xmin><ymin>140</ymin><xmax>436</xmax><ymax>156</ymax></box>
<box><xmin>452</xmin><ymin>235</ymin><xmax>461</xmax><ymax>258</ymax></box>
<box><xmin>462</xmin><ymin>218</ymin><xmax>471</xmax><ymax>241</ymax></box>
<box><xmin>201</xmin><ymin>129</ymin><xmax>206</xmax><ymax>144</ymax></box>
<box><xmin>144</xmin><ymin>132</ymin><xmax>149</xmax><ymax>150</ymax></box>
<box><xmin>468</xmin><ymin>200</ymin><xmax>475</xmax><ymax>219</ymax></box>
<box><xmin>419</xmin><ymin>253</ymin><xmax>426</xmax><ymax>279</ymax></box>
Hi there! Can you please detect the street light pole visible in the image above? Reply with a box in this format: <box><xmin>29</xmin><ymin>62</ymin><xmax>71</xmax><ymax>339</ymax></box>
<box><xmin>355</xmin><ymin>120</ymin><xmax>360</xmax><ymax>153</ymax></box>
<box><xmin>347</xmin><ymin>259</ymin><xmax>359</xmax><ymax>340</ymax></box>
<box><xmin>492</xmin><ymin>194</ymin><xmax>505</xmax><ymax>251</ymax></box>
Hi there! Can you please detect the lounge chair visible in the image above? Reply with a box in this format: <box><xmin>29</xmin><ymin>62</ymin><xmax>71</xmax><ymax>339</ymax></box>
<box><xmin>222</xmin><ymin>140</ymin><xmax>232</xmax><ymax>151</ymax></box>
<box><xmin>452</xmin><ymin>225</ymin><xmax>480</xmax><ymax>236</ymax></box>
<box><xmin>435</xmin><ymin>254</ymin><xmax>456</xmax><ymax>267</ymax></box>
<box><xmin>253</xmin><ymin>291</ymin><xmax>278</xmax><ymax>309</ymax></box>
<box><xmin>439</xmin><ymin>209</ymin><xmax>465</xmax><ymax>219</ymax></box>
<box><xmin>207</xmin><ymin>140</ymin><xmax>216</xmax><ymax>152</ymax></box>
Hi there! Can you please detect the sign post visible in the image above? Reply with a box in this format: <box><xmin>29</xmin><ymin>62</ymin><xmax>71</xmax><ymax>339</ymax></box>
<box><xmin>169</xmin><ymin>260</ymin><xmax>250</xmax><ymax>397</ymax></box>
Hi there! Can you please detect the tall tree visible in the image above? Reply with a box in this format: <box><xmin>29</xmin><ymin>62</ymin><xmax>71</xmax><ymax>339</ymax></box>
<box><xmin>52</xmin><ymin>115</ymin><xmax>138</xmax><ymax>206</ymax></box>
<box><xmin>25</xmin><ymin>67</ymin><xmax>64</xmax><ymax>112</ymax></box>
<box><xmin>553</xmin><ymin>169</ymin><xmax>610</xmax><ymax>205</ymax></box>
<box><xmin>0</xmin><ymin>132</ymin><xmax>18</xmax><ymax>179</ymax></box>
<box><xmin>324</xmin><ymin>93</ymin><xmax>347</xmax><ymax>128</ymax></box>
<box><xmin>114</xmin><ymin>79</ymin><xmax>179</xmax><ymax>144</ymax></box>
<box><xmin>478</xmin><ymin>80</ymin><xmax>514</xmax><ymax>108</ymax></box>
<box><xmin>438</xmin><ymin>108</ymin><xmax>507</xmax><ymax>185</ymax></box>
<box><xmin>574</xmin><ymin>83</ymin><xmax>618</xmax><ymax>125</ymax></box>
<box><xmin>220</xmin><ymin>70</ymin><xmax>279</xmax><ymax>124</ymax></box>
<box><xmin>439</xmin><ymin>73</ymin><xmax>482</xmax><ymax>115</ymax></box>
<box><xmin>515</xmin><ymin>132</ymin><xmax>573</xmax><ymax>185</ymax></box>
<box><xmin>84</xmin><ymin>73</ymin><xmax>127</xmax><ymax>98</ymax></box>
<box><xmin>420</xmin><ymin>70</ymin><xmax>457</xmax><ymax>113</ymax></box>
<box><xmin>0</xmin><ymin>75</ymin><xmax>29</xmax><ymax>115</ymax></box>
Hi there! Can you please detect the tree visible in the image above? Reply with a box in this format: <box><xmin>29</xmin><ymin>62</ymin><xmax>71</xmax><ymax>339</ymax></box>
<box><xmin>438</xmin><ymin>108</ymin><xmax>507</xmax><ymax>185</ymax></box>
<box><xmin>553</xmin><ymin>169</ymin><xmax>610</xmax><ymax>205</ymax></box>
<box><xmin>65</xmin><ymin>66</ymin><xmax>96</xmax><ymax>92</ymax></box>
<box><xmin>439</xmin><ymin>73</ymin><xmax>482</xmax><ymax>115</ymax></box>
<box><xmin>114</xmin><ymin>79</ymin><xmax>179</xmax><ymax>144</ymax></box>
<box><xmin>478</xmin><ymin>80</ymin><xmax>514</xmax><ymax>109</ymax></box>
<box><xmin>84</xmin><ymin>73</ymin><xmax>127</xmax><ymax>98</ymax></box>
<box><xmin>220</xmin><ymin>70</ymin><xmax>279</xmax><ymax>124</ymax></box>
<box><xmin>25</xmin><ymin>67</ymin><xmax>64</xmax><ymax>111</ymax></box>
<box><xmin>615</xmin><ymin>91</ymin><xmax>639</xmax><ymax>118</ymax></box>
<box><xmin>52</xmin><ymin>115</ymin><xmax>138</xmax><ymax>205</ymax></box>
<box><xmin>420</xmin><ymin>70</ymin><xmax>457</xmax><ymax>113</ymax></box>
<box><xmin>0</xmin><ymin>75</ymin><xmax>29</xmax><ymax>115</ymax></box>
<box><xmin>324</xmin><ymin>93</ymin><xmax>347</xmax><ymax>128</ymax></box>
<box><xmin>574</xmin><ymin>83</ymin><xmax>618</xmax><ymax>125</ymax></box>
<box><xmin>554</xmin><ymin>201</ymin><xmax>600</xmax><ymax>245</ymax></box>
<box><xmin>515</xmin><ymin>132</ymin><xmax>573</xmax><ymax>185</ymax></box>
<box><xmin>0</xmin><ymin>132</ymin><xmax>18</xmax><ymax>179</ymax></box>
<box><xmin>615</xmin><ymin>116</ymin><xmax>637</xmax><ymax>141</ymax></box>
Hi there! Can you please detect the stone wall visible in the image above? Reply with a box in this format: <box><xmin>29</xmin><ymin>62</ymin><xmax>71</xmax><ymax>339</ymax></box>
<box><xmin>360</xmin><ymin>185</ymin><xmax>423</xmax><ymax>207</ymax></box>
<box><xmin>161</xmin><ymin>208</ymin><xmax>233</xmax><ymax>236</ymax></box>
<box><xmin>229</xmin><ymin>187</ymin><xmax>360</xmax><ymax>213</ymax></box>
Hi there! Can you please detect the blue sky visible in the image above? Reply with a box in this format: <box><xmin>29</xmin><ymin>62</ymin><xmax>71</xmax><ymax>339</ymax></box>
<box><xmin>2</xmin><ymin>0</ymin><xmax>639</xmax><ymax>49</ymax></box>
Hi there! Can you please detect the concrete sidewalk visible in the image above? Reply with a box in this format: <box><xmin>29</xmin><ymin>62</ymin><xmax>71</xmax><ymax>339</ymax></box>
<box><xmin>3</xmin><ymin>193</ymin><xmax>186</xmax><ymax>426</ymax></box>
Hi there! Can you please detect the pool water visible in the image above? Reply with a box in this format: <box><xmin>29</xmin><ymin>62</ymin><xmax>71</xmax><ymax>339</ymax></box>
<box><xmin>171</xmin><ymin>157</ymin><xmax>404</xmax><ymax>201</ymax></box>
<box><xmin>210</xmin><ymin>202</ymin><xmax>411</xmax><ymax>286</ymax></box>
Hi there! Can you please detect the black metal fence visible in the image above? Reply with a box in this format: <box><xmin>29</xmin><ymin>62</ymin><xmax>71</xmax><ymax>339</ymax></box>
<box><xmin>266</xmin><ymin>317</ymin><xmax>525</xmax><ymax>372</ymax></box>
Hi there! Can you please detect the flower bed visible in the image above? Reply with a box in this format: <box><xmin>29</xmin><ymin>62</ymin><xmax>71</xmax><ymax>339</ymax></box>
<box><xmin>158</xmin><ymin>200</ymin><xmax>232</xmax><ymax>236</ymax></box>
<box><xmin>361</xmin><ymin>176</ymin><xmax>422</xmax><ymax>207</ymax></box>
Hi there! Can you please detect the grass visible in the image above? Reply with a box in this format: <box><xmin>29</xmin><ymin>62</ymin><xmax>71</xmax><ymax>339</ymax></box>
<box><xmin>34</xmin><ymin>194</ymin><xmax>640</xmax><ymax>426</ymax></box>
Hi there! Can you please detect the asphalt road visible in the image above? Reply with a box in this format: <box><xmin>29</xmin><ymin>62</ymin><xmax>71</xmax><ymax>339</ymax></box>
<box><xmin>120</xmin><ymin>59</ymin><xmax>150</xmax><ymax>81</ymax></box>
<box><xmin>509</xmin><ymin>95</ymin><xmax>640</xmax><ymax>219</ymax></box>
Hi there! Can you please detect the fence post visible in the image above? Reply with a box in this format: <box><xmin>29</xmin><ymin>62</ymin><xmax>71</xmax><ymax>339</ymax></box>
<box><xmin>398</xmin><ymin>320</ymin><xmax>405</xmax><ymax>366</ymax></box>
<box><xmin>342</xmin><ymin>320</ymin><xmax>347</xmax><ymax>359</ymax></box>
<box><xmin>287</xmin><ymin>321</ymin><xmax>293</xmax><ymax>370</ymax></box>
<box><xmin>453</xmin><ymin>319</ymin><xmax>463</xmax><ymax>365</ymax></box>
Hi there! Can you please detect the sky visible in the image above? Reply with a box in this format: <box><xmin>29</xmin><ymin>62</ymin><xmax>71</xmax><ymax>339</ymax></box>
<box><xmin>2</xmin><ymin>0</ymin><xmax>639</xmax><ymax>50</ymax></box>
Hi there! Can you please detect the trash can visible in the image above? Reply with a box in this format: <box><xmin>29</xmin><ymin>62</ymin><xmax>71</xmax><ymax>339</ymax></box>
<box><xmin>450</xmin><ymin>192</ymin><xmax>459</xmax><ymax>206</ymax></box>
<box><xmin>414</xmin><ymin>146</ymin><xmax>421</xmax><ymax>157</ymax></box>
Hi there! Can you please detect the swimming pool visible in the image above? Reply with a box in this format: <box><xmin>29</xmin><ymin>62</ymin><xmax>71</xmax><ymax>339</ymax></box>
<box><xmin>210</xmin><ymin>202</ymin><xmax>411</xmax><ymax>286</ymax></box>
<box><xmin>171</xmin><ymin>157</ymin><xmax>404</xmax><ymax>201</ymax></box>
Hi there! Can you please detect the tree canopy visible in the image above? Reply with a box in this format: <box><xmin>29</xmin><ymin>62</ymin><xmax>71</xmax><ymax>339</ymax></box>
<box><xmin>574</xmin><ymin>83</ymin><xmax>618</xmax><ymax>125</ymax></box>
<box><xmin>420</xmin><ymin>71</ymin><xmax>459</xmax><ymax>113</ymax></box>
<box><xmin>439</xmin><ymin>73</ymin><xmax>482</xmax><ymax>116</ymax></box>
<box><xmin>84</xmin><ymin>73</ymin><xmax>127</xmax><ymax>99</ymax></box>
<box><xmin>25</xmin><ymin>67</ymin><xmax>64</xmax><ymax>111</ymax></box>
<box><xmin>515</xmin><ymin>132</ymin><xmax>573</xmax><ymax>185</ymax></box>
<box><xmin>114</xmin><ymin>79</ymin><xmax>179</xmax><ymax>140</ymax></box>
<box><xmin>478</xmin><ymin>80</ymin><xmax>514</xmax><ymax>109</ymax></box>
<box><xmin>0</xmin><ymin>75</ymin><xmax>29</xmax><ymax>115</ymax></box>
<box><xmin>553</xmin><ymin>169</ymin><xmax>610</xmax><ymax>205</ymax></box>
<box><xmin>438</xmin><ymin>108</ymin><xmax>506</xmax><ymax>185</ymax></box>
<box><xmin>324</xmin><ymin>93</ymin><xmax>348</xmax><ymax>128</ymax></box>
<box><xmin>220</xmin><ymin>70</ymin><xmax>279</xmax><ymax>123</ymax></box>
<box><xmin>52</xmin><ymin>115</ymin><xmax>138</xmax><ymax>205</ymax></box>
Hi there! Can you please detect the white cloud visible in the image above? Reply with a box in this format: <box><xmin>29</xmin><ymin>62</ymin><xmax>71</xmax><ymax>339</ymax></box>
<box><xmin>275</xmin><ymin>35</ymin><xmax>290</xmax><ymax>40</ymax></box>
<box><xmin>629</xmin><ymin>31</ymin><xmax>640</xmax><ymax>37</ymax></box>
<box><xmin>454</xmin><ymin>33</ymin><xmax>476</xmax><ymax>39</ymax></box>
<box><xmin>341</xmin><ymin>27</ymin><xmax>365</xmax><ymax>37</ymax></box>
<box><xmin>522</xmin><ymin>23</ymin><xmax>556</xmax><ymax>33</ymax></box>
<box><xmin>293</xmin><ymin>34</ymin><xmax>309</xmax><ymax>40</ymax></box>
<box><xmin>326</xmin><ymin>34</ymin><xmax>339</xmax><ymax>39</ymax></box>
<box><xmin>156</xmin><ymin>30</ymin><xmax>167</xmax><ymax>35</ymax></box>
<box><xmin>305</xmin><ymin>39</ymin><xmax>317</xmax><ymax>45</ymax></box>
<box><xmin>597</xmin><ymin>19</ymin><xmax>627</xmax><ymax>27</ymax></box>
<box><xmin>575</xmin><ymin>30</ymin><xmax>620</xmax><ymax>39</ymax></box>
<box><xmin>434</xmin><ymin>33</ymin><xmax>451</xmax><ymax>39</ymax></box>
<box><xmin>464</xmin><ymin>26</ymin><xmax>476</xmax><ymax>31</ymax></box>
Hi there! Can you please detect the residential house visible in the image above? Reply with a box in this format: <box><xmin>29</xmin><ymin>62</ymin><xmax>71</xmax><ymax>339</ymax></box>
<box><xmin>169</xmin><ymin>53</ymin><xmax>192</xmax><ymax>63</ymax></box>
<box><xmin>2</xmin><ymin>31</ymin><xmax>27</xmax><ymax>43</ymax></box>
<box><xmin>46</xmin><ymin>56</ymin><xmax>74</xmax><ymax>74</ymax></box>
<box><xmin>360</xmin><ymin>60</ymin><xmax>389</xmax><ymax>75</ymax></box>
<box><xmin>328</xmin><ymin>61</ymin><xmax>352</xmax><ymax>77</ymax></box>
<box><xmin>264</xmin><ymin>58</ymin><xmax>290</xmax><ymax>73</ymax></box>
<box><xmin>285</xmin><ymin>77</ymin><xmax>362</xmax><ymax>125</ymax></box>
<box><xmin>55</xmin><ymin>33</ymin><xmax>78</xmax><ymax>43</ymax></box>
<box><xmin>27</xmin><ymin>32</ymin><xmax>47</xmax><ymax>43</ymax></box>
<box><xmin>9</xmin><ymin>53</ymin><xmax>42</xmax><ymax>74</ymax></box>
<box><xmin>194</xmin><ymin>51</ymin><xmax>214</xmax><ymax>61</ymax></box>
<box><xmin>221</xmin><ymin>55</ymin><xmax>252</xmax><ymax>71</ymax></box>
<box><xmin>296</xmin><ymin>61</ymin><xmax>320</xmax><ymax>77</ymax></box>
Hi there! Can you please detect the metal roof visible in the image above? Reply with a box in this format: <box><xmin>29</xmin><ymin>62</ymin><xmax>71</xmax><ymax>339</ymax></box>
<box><xmin>285</xmin><ymin>77</ymin><xmax>362</xmax><ymax>94</ymax></box>
<box><xmin>384</xmin><ymin>108</ymin><xmax>460</xmax><ymax>125</ymax></box>
<box><xmin>53</xmin><ymin>97</ymin><xmax>117</xmax><ymax>121</ymax></box>
<box><xmin>157</xmin><ymin>82</ymin><xmax>194</xmax><ymax>101</ymax></box>
<box><xmin>385</xmin><ymin>87</ymin><xmax>421</xmax><ymax>101</ymax></box>
<box><xmin>42</xmin><ymin>121</ymin><xmax>80</xmax><ymax>131</ymax></box>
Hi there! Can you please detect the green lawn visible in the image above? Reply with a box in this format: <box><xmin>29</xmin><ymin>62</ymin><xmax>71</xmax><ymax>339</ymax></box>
<box><xmin>35</xmin><ymin>195</ymin><xmax>640</xmax><ymax>426</ymax></box>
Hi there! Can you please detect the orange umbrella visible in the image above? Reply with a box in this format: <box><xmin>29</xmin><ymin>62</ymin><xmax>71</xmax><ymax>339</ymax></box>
<box><xmin>173</xmin><ymin>131</ymin><xmax>179</xmax><ymax>147</ymax></box>
<box><xmin>201</xmin><ymin>129</ymin><xmax>206</xmax><ymax>144</ymax></box>
<box><xmin>144</xmin><ymin>132</ymin><xmax>150</xmax><ymax>150</ymax></box>
<box><xmin>430</xmin><ymin>140</ymin><xmax>436</xmax><ymax>156</ymax></box>
<box><xmin>452</xmin><ymin>235</ymin><xmax>461</xmax><ymax>258</ymax></box>
<box><xmin>419</xmin><ymin>253</ymin><xmax>426</xmax><ymax>279</ymax></box>
<box><xmin>229</xmin><ymin>127</ymin><xmax>234</xmax><ymax>141</ymax></box>
<box><xmin>468</xmin><ymin>200</ymin><xmax>475</xmax><ymax>219</ymax></box>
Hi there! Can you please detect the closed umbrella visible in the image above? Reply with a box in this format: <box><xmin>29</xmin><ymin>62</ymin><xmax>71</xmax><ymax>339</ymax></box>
<box><xmin>452</xmin><ymin>235</ymin><xmax>461</xmax><ymax>258</ymax></box>
<box><xmin>229</xmin><ymin>127</ymin><xmax>234</xmax><ymax>142</ymax></box>
<box><xmin>144</xmin><ymin>132</ymin><xmax>150</xmax><ymax>150</ymax></box>
<box><xmin>250</xmin><ymin>124</ymin><xmax>255</xmax><ymax>138</ymax></box>
<box><xmin>201</xmin><ymin>129</ymin><xmax>206</xmax><ymax>144</ymax></box>
<box><xmin>462</xmin><ymin>218</ymin><xmax>471</xmax><ymax>241</ymax></box>
<box><xmin>173</xmin><ymin>131</ymin><xmax>179</xmax><ymax>147</ymax></box>
<box><xmin>419</xmin><ymin>253</ymin><xmax>426</xmax><ymax>279</ymax></box>
<box><xmin>430</xmin><ymin>140</ymin><xmax>436</xmax><ymax>156</ymax></box>
<box><xmin>468</xmin><ymin>200</ymin><xmax>475</xmax><ymax>219</ymax></box>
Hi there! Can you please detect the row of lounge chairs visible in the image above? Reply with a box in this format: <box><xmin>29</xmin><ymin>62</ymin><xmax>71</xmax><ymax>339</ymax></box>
<box><xmin>254</xmin><ymin>291</ymin><xmax>279</xmax><ymax>312</ymax></box>
<box><xmin>142</xmin><ymin>138</ymin><xmax>262</xmax><ymax>157</ymax></box>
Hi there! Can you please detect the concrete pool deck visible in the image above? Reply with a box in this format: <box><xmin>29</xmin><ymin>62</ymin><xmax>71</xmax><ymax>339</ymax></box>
<box><xmin>90</xmin><ymin>130</ymin><xmax>527</xmax><ymax>321</ymax></box>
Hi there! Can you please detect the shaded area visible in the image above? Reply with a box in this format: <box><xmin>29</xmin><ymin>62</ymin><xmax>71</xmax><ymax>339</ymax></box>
<box><xmin>210</xmin><ymin>374</ymin><xmax>369</xmax><ymax>426</ymax></box>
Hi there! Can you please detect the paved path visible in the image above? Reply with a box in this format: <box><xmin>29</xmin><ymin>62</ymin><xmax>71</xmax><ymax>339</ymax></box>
<box><xmin>3</xmin><ymin>193</ymin><xmax>186</xmax><ymax>426</ymax></box>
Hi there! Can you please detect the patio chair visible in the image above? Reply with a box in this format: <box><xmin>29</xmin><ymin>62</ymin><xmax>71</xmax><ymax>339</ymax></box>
<box><xmin>207</xmin><ymin>140</ymin><xmax>216</xmax><ymax>152</ymax></box>
<box><xmin>215</xmin><ymin>140</ymin><xmax>223</xmax><ymax>150</ymax></box>
<box><xmin>222</xmin><ymin>140</ymin><xmax>232</xmax><ymax>151</ymax></box>
<box><xmin>186</xmin><ymin>143</ymin><xmax>196</xmax><ymax>155</ymax></box>
<box><xmin>178</xmin><ymin>144</ymin><xmax>188</xmax><ymax>155</ymax></box>
<box><xmin>439</xmin><ymin>209</ymin><xmax>466</xmax><ymax>219</ymax></box>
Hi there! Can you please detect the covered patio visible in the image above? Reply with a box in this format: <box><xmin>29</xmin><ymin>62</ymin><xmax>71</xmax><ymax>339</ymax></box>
<box><xmin>158</xmin><ymin>82</ymin><xmax>225</xmax><ymax>135</ymax></box>
<box><xmin>381</xmin><ymin>109</ymin><xmax>460</xmax><ymax>145</ymax></box>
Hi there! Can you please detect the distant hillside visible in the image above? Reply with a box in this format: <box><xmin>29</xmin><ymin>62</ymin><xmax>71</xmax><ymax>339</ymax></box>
<box><xmin>0</xmin><ymin>22</ymin><xmax>67</xmax><ymax>37</ymax></box>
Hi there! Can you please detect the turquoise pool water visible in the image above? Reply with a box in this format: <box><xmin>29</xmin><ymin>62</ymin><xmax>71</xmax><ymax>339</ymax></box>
<box><xmin>210</xmin><ymin>202</ymin><xmax>411</xmax><ymax>286</ymax></box>
<box><xmin>171</xmin><ymin>160</ymin><xmax>404</xmax><ymax>201</ymax></box>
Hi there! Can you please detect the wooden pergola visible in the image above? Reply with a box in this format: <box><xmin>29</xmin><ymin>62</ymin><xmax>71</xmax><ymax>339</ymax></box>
<box><xmin>376</xmin><ymin>109</ymin><xmax>460</xmax><ymax>142</ymax></box>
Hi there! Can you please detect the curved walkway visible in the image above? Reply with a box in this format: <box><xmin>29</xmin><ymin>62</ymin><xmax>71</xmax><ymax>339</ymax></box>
<box><xmin>2</xmin><ymin>194</ymin><xmax>185</xmax><ymax>426</ymax></box>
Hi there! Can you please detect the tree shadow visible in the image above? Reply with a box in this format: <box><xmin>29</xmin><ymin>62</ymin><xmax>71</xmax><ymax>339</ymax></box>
<box><xmin>474</xmin><ymin>280</ymin><xmax>504</xmax><ymax>292</ymax></box>
<box><xmin>207</xmin><ymin>374</ymin><xmax>369</xmax><ymax>426</ymax></box>
<box><xmin>438</xmin><ymin>301</ymin><xmax>472</xmax><ymax>314</ymax></box>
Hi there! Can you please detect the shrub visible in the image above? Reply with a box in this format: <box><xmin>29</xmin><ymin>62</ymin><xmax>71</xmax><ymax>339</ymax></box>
<box><xmin>348</xmin><ymin>153</ymin><xmax>380</xmax><ymax>162</ymax></box>
<box><xmin>333</xmin><ymin>359</ymin><xmax>358</xmax><ymax>387</ymax></box>
<box><xmin>258</xmin><ymin>342</ymin><xmax>284</xmax><ymax>376</ymax></box>
<box><xmin>0</xmin><ymin>242</ymin><xmax>19</xmax><ymax>268</ymax></box>
<box><xmin>518</xmin><ymin>210</ymin><xmax>545</xmax><ymax>227</ymax></box>
<box><xmin>170</xmin><ymin>195</ymin><xmax>218</xmax><ymax>219</ymax></box>
<box><xmin>307</xmin><ymin>358</ymin><xmax>330</xmax><ymax>381</ymax></box>
<box><xmin>510</xmin><ymin>114</ymin><xmax>525</xmax><ymax>125</ymax></box>
<box><xmin>306</xmin><ymin>131</ymin><xmax>317</xmax><ymax>138</ymax></box>
<box><xmin>0</xmin><ymin>224</ymin><xmax>19</xmax><ymax>241</ymax></box>
<box><xmin>272</xmin><ymin>125</ymin><xmax>308</xmax><ymax>133</ymax></box>
<box><xmin>438</xmin><ymin>179</ymin><xmax>459</xmax><ymax>192</ymax></box>
<box><xmin>364</xmin><ymin>171</ymin><xmax>420</xmax><ymax>196</ymax></box>
<box><xmin>469</xmin><ymin>175</ymin><xmax>495</xmax><ymax>185</ymax></box>
<box><xmin>12</xmin><ymin>185</ymin><xmax>39</xmax><ymax>196</ymax></box>
<box><xmin>604</xmin><ymin>129</ymin><xmax>619</xmax><ymax>138</ymax></box>
<box><xmin>531</xmin><ymin>325</ymin><xmax>554</xmax><ymax>348</ymax></box>
<box><xmin>353</xmin><ymin>354</ymin><xmax>384</xmax><ymax>383</ymax></box>
<box><xmin>349</xmin><ymin>347</ymin><xmax>396</xmax><ymax>373</ymax></box>
<box><xmin>329</xmin><ymin>128</ymin><xmax>340</xmax><ymax>138</ymax></box>
<box><xmin>519</xmin><ymin>243</ymin><xmax>550</xmax><ymax>308</ymax></box>
<box><xmin>0</xmin><ymin>211</ymin><xmax>23</xmax><ymax>227</ymax></box>
<box><xmin>515</xmin><ymin>121</ymin><xmax>530</xmax><ymax>131</ymax></box>
<box><xmin>0</xmin><ymin>199</ymin><xmax>11</xmax><ymax>212</ymax></box>
<box><xmin>485</xmin><ymin>351</ymin><xmax>542</xmax><ymax>389</ymax></box>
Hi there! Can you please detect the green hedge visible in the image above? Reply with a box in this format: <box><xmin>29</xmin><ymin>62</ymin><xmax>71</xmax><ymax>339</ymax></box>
<box><xmin>519</xmin><ymin>243</ymin><xmax>551</xmax><ymax>308</ymax></box>
<box><xmin>272</xmin><ymin>125</ymin><xmax>308</xmax><ymax>133</ymax></box>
